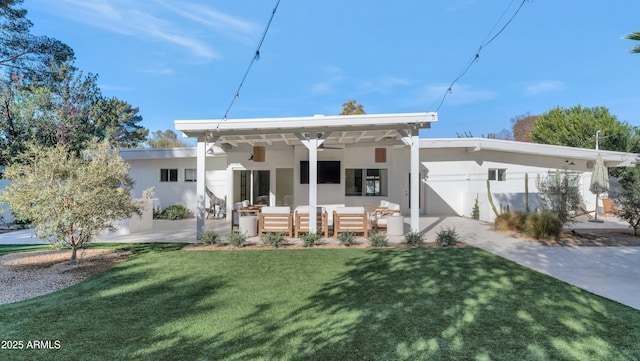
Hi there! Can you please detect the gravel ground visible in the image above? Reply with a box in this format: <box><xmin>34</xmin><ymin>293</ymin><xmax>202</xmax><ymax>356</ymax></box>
<box><xmin>0</xmin><ymin>249</ymin><xmax>130</xmax><ymax>305</ymax></box>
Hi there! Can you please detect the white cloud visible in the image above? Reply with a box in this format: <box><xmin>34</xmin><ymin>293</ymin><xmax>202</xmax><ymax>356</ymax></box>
<box><xmin>523</xmin><ymin>80</ymin><xmax>564</xmax><ymax>96</ymax></box>
<box><xmin>309</xmin><ymin>66</ymin><xmax>344</xmax><ymax>94</ymax></box>
<box><xmin>407</xmin><ymin>83</ymin><xmax>496</xmax><ymax>108</ymax></box>
<box><xmin>159</xmin><ymin>1</ymin><xmax>260</xmax><ymax>38</ymax></box>
<box><xmin>357</xmin><ymin>76</ymin><xmax>412</xmax><ymax>94</ymax></box>
<box><xmin>53</xmin><ymin>0</ymin><xmax>261</xmax><ymax>61</ymax></box>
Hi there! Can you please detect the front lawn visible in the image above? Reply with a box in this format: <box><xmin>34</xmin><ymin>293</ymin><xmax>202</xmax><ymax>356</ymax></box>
<box><xmin>1</xmin><ymin>246</ymin><xmax>639</xmax><ymax>360</ymax></box>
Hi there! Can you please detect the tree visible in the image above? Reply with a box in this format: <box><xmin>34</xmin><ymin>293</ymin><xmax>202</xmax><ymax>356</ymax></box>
<box><xmin>27</xmin><ymin>62</ymin><xmax>102</xmax><ymax>154</ymax></box>
<box><xmin>0</xmin><ymin>62</ymin><xmax>149</xmax><ymax>163</ymax></box>
<box><xmin>511</xmin><ymin>113</ymin><xmax>539</xmax><ymax>142</ymax></box>
<box><xmin>146</xmin><ymin>129</ymin><xmax>189</xmax><ymax>148</ymax></box>
<box><xmin>0</xmin><ymin>140</ymin><xmax>149</xmax><ymax>263</ymax></box>
<box><xmin>625</xmin><ymin>31</ymin><xmax>640</xmax><ymax>54</ymax></box>
<box><xmin>91</xmin><ymin>97</ymin><xmax>148</xmax><ymax>148</ymax></box>
<box><xmin>530</xmin><ymin>105</ymin><xmax>637</xmax><ymax>152</ymax></box>
<box><xmin>340</xmin><ymin>99</ymin><xmax>365</xmax><ymax>115</ymax></box>
<box><xmin>1</xmin><ymin>0</ymin><xmax>74</xmax><ymax>78</ymax></box>
<box><xmin>613</xmin><ymin>165</ymin><xmax>640</xmax><ymax>235</ymax></box>
<box><xmin>536</xmin><ymin>169</ymin><xmax>582</xmax><ymax>223</ymax></box>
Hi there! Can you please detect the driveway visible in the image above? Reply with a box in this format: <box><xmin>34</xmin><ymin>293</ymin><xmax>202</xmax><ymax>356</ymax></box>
<box><xmin>437</xmin><ymin>216</ymin><xmax>640</xmax><ymax>311</ymax></box>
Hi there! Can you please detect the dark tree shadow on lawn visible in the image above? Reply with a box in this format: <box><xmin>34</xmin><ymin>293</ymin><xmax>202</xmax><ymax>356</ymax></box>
<box><xmin>253</xmin><ymin>249</ymin><xmax>640</xmax><ymax>360</ymax></box>
<box><xmin>3</xmin><ymin>247</ymin><xmax>640</xmax><ymax>360</ymax></box>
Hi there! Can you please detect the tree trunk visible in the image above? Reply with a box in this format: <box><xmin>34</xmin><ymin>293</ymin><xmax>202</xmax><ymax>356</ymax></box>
<box><xmin>70</xmin><ymin>246</ymin><xmax>78</xmax><ymax>265</ymax></box>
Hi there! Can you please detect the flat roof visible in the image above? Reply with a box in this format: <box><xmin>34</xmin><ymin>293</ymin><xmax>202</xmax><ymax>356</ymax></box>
<box><xmin>175</xmin><ymin>113</ymin><xmax>437</xmax><ymax>145</ymax></box>
<box><xmin>421</xmin><ymin>138</ymin><xmax>640</xmax><ymax>167</ymax></box>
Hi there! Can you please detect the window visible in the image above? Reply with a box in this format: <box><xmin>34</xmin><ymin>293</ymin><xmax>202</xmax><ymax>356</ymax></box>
<box><xmin>160</xmin><ymin>168</ymin><xmax>178</xmax><ymax>182</ymax></box>
<box><xmin>345</xmin><ymin>169</ymin><xmax>363</xmax><ymax>195</ymax></box>
<box><xmin>488</xmin><ymin>168</ymin><xmax>506</xmax><ymax>181</ymax></box>
<box><xmin>184</xmin><ymin>169</ymin><xmax>197</xmax><ymax>182</ymax></box>
<box><xmin>345</xmin><ymin>168</ymin><xmax>387</xmax><ymax>196</ymax></box>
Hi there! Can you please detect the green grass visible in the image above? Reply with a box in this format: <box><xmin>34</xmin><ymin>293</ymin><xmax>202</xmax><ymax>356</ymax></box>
<box><xmin>0</xmin><ymin>244</ymin><xmax>56</xmax><ymax>256</ymax></box>
<box><xmin>1</xmin><ymin>246</ymin><xmax>639</xmax><ymax>360</ymax></box>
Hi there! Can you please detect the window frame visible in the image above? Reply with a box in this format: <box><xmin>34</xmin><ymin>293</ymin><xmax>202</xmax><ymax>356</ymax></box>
<box><xmin>488</xmin><ymin>168</ymin><xmax>507</xmax><ymax>182</ymax></box>
<box><xmin>160</xmin><ymin>168</ymin><xmax>178</xmax><ymax>182</ymax></box>
<box><xmin>345</xmin><ymin>168</ymin><xmax>388</xmax><ymax>196</ymax></box>
<box><xmin>184</xmin><ymin>168</ymin><xmax>197</xmax><ymax>182</ymax></box>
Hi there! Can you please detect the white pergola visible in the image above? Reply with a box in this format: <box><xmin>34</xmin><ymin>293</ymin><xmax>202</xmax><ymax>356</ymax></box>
<box><xmin>175</xmin><ymin>112</ymin><xmax>438</xmax><ymax>238</ymax></box>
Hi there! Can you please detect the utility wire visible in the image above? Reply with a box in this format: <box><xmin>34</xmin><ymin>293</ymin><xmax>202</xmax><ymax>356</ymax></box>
<box><xmin>219</xmin><ymin>0</ymin><xmax>281</xmax><ymax>126</ymax></box>
<box><xmin>432</xmin><ymin>0</ymin><xmax>530</xmax><ymax>112</ymax></box>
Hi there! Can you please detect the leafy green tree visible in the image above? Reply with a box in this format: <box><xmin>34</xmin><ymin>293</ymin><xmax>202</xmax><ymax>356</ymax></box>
<box><xmin>146</xmin><ymin>129</ymin><xmax>189</xmax><ymax>148</ymax></box>
<box><xmin>530</xmin><ymin>105</ymin><xmax>638</xmax><ymax>152</ymax></box>
<box><xmin>535</xmin><ymin>170</ymin><xmax>582</xmax><ymax>223</ymax></box>
<box><xmin>0</xmin><ymin>140</ymin><xmax>149</xmax><ymax>263</ymax></box>
<box><xmin>0</xmin><ymin>62</ymin><xmax>149</xmax><ymax>163</ymax></box>
<box><xmin>91</xmin><ymin>97</ymin><xmax>148</xmax><ymax>148</ymax></box>
<box><xmin>625</xmin><ymin>31</ymin><xmax>640</xmax><ymax>54</ymax></box>
<box><xmin>0</xmin><ymin>73</ymin><xmax>31</xmax><ymax>163</ymax></box>
<box><xmin>613</xmin><ymin>165</ymin><xmax>640</xmax><ymax>235</ymax></box>
<box><xmin>0</xmin><ymin>0</ymin><xmax>73</xmax><ymax>78</ymax></box>
<box><xmin>340</xmin><ymin>99</ymin><xmax>365</xmax><ymax>115</ymax></box>
<box><xmin>27</xmin><ymin>62</ymin><xmax>101</xmax><ymax>154</ymax></box>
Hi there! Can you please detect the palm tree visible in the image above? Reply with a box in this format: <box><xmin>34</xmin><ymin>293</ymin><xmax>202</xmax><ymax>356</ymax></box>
<box><xmin>625</xmin><ymin>32</ymin><xmax>640</xmax><ymax>54</ymax></box>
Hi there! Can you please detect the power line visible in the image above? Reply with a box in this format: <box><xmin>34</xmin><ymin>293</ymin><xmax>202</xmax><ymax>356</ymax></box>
<box><xmin>432</xmin><ymin>0</ymin><xmax>530</xmax><ymax>112</ymax></box>
<box><xmin>219</xmin><ymin>0</ymin><xmax>282</xmax><ymax>126</ymax></box>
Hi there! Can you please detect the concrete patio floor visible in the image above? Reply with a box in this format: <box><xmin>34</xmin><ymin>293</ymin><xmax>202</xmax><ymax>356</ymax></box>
<box><xmin>1</xmin><ymin>215</ymin><xmax>638</xmax><ymax>310</ymax></box>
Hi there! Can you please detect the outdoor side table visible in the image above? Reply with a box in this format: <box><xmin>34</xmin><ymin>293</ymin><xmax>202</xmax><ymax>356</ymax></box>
<box><xmin>239</xmin><ymin>215</ymin><xmax>258</xmax><ymax>237</ymax></box>
<box><xmin>386</xmin><ymin>215</ymin><xmax>404</xmax><ymax>236</ymax></box>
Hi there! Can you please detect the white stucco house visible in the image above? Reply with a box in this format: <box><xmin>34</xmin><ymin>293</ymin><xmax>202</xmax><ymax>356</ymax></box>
<box><xmin>118</xmin><ymin>112</ymin><xmax>638</xmax><ymax>238</ymax></box>
<box><xmin>2</xmin><ymin>112</ymin><xmax>638</xmax><ymax>237</ymax></box>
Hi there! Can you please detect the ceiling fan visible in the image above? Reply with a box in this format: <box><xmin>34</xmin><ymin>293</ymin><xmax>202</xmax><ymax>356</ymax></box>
<box><xmin>318</xmin><ymin>143</ymin><xmax>343</xmax><ymax>151</ymax></box>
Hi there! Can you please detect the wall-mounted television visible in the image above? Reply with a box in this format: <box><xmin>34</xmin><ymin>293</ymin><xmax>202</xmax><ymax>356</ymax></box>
<box><xmin>300</xmin><ymin>161</ymin><xmax>341</xmax><ymax>184</ymax></box>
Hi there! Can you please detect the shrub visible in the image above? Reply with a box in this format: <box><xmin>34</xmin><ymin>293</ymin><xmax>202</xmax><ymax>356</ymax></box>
<box><xmin>262</xmin><ymin>232</ymin><xmax>286</xmax><ymax>248</ymax></box>
<box><xmin>404</xmin><ymin>231</ymin><xmax>424</xmax><ymax>246</ymax></box>
<box><xmin>337</xmin><ymin>231</ymin><xmax>356</xmax><ymax>247</ymax></box>
<box><xmin>435</xmin><ymin>226</ymin><xmax>458</xmax><ymax>247</ymax></box>
<box><xmin>300</xmin><ymin>232</ymin><xmax>324</xmax><ymax>247</ymax></box>
<box><xmin>495</xmin><ymin>211</ymin><xmax>527</xmax><ymax>232</ymax></box>
<box><xmin>525</xmin><ymin>211</ymin><xmax>562</xmax><ymax>239</ymax></box>
<box><xmin>200</xmin><ymin>231</ymin><xmax>220</xmax><ymax>245</ymax></box>
<box><xmin>225</xmin><ymin>231</ymin><xmax>246</xmax><ymax>248</ymax></box>
<box><xmin>162</xmin><ymin>205</ymin><xmax>187</xmax><ymax>220</ymax></box>
<box><xmin>367</xmin><ymin>232</ymin><xmax>388</xmax><ymax>247</ymax></box>
<box><xmin>471</xmin><ymin>195</ymin><xmax>480</xmax><ymax>220</ymax></box>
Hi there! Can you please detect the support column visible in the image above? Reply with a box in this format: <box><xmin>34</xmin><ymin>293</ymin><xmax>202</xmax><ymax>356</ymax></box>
<box><xmin>410</xmin><ymin>128</ymin><xmax>420</xmax><ymax>232</ymax></box>
<box><xmin>308</xmin><ymin>135</ymin><xmax>318</xmax><ymax>233</ymax></box>
<box><xmin>295</xmin><ymin>132</ymin><xmax>330</xmax><ymax>234</ymax></box>
<box><xmin>226</xmin><ymin>165</ymin><xmax>234</xmax><ymax>221</ymax></box>
<box><xmin>196</xmin><ymin>139</ymin><xmax>206</xmax><ymax>239</ymax></box>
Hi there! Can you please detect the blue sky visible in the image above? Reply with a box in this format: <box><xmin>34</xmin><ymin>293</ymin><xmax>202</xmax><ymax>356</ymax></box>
<box><xmin>23</xmin><ymin>0</ymin><xmax>640</xmax><ymax>140</ymax></box>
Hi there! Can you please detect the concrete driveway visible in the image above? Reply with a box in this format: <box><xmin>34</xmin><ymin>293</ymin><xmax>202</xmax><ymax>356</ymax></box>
<box><xmin>437</xmin><ymin>216</ymin><xmax>640</xmax><ymax>311</ymax></box>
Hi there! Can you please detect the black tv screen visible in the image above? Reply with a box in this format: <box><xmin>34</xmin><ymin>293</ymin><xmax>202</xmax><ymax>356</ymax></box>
<box><xmin>300</xmin><ymin>161</ymin><xmax>341</xmax><ymax>184</ymax></box>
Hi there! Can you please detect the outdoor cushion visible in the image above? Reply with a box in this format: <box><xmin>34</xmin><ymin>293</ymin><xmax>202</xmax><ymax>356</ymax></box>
<box><xmin>294</xmin><ymin>206</ymin><xmax>326</xmax><ymax>214</ymax></box>
<box><xmin>335</xmin><ymin>206</ymin><xmax>365</xmax><ymax>214</ymax></box>
<box><xmin>261</xmin><ymin>206</ymin><xmax>291</xmax><ymax>214</ymax></box>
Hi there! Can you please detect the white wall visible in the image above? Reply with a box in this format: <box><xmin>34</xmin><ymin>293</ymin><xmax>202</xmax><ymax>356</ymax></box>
<box><xmin>125</xmin><ymin>144</ymin><xmax>602</xmax><ymax>224</ymax></box>
<box><xmin>126</xmin><ymin>156</ymin><xmax>227</xmax><ymax>215</ymax></box>
<box><xmin>419</xmin><ymin>148</ymin><xmax>593</xmax><ymax>222</ymax></box>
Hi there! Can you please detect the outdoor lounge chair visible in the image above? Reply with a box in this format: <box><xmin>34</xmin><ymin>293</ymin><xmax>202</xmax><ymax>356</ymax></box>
<box><xmin>294</xmin><ymin>206</ymin><xmax>329</xmax><ymax>238</ymax></box>
<box><xmin>372</xmin><ymin>202</ymin><xmax>402</xmax><ymax>231</ymax></box>
<box><xmin>258</xmin><ymin>206</ymin><xmax>293</xmax><ymax>238</ymax></box>
<box><xmin>333</xmin><ymin>206</ymin><xmax>369</xmax><ymax>238</ymax></box>
<box><xmin>574</xmin><ymin>204</ymin><xmax>595</xmax><ymax>220</ymax></box>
